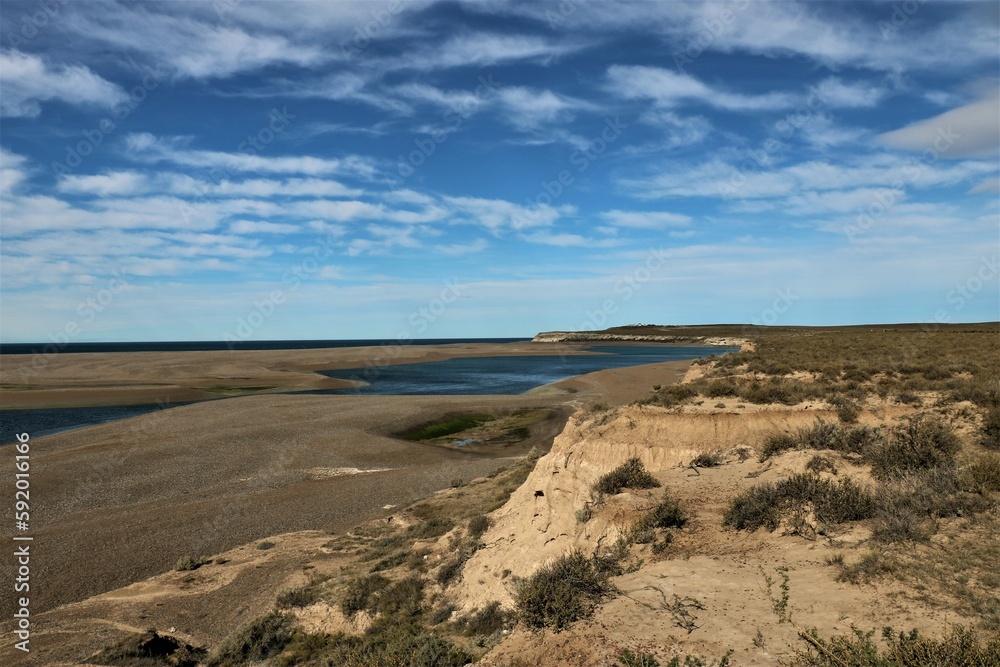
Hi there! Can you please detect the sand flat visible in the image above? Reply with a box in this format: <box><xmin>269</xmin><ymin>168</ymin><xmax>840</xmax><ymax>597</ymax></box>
<box><xmin>0</xmin><ymin>343</ymin><xmax>697</xmax><ymax>619</ymax></box>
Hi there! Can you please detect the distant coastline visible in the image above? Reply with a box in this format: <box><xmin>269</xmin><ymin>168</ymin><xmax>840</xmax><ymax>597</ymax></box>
<box><xmin>532</xmin><ymin>331</ymin><xmax>747</xmax><ymax>347</ymax></box>
<box><xmin>0</xmin><ymin>337</ymin><xmax>531</xmax><ymax>355</ymax></box>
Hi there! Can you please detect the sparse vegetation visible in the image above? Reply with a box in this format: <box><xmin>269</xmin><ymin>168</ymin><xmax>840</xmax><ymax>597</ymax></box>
<box><xmin>981</xmin><ymin>408</ymin><xmax>1000</xmax><ymax>450</ymax></box>
<box><xmin>619</xmin><ymin>649</ymin><xmax>660</xmax><ymax>666</ymax></box>
<box><xmin>399</xmin><ymin>413</ymin><xmax>495</xmax><ymax>441</ymax></box>
<box><xmin>724</xmin><ymin>473</ymin><xmax>874</xmax><ymax>532</ymax></box>
<box><xmin>514</xmin><ymin>550</ymin><xmax>615</xmax><ymax>631</ymax></box>
<box><xmin>91</xmin><ymin>631</ymin><xmax>206</xmax><ymax>667</ymax></box>
<box><xmin>207</xmin><ymin>612</ymin><xmax>294</xmax><ymax>667</ymax></box>
<box><xmin>340</xmin><ymin>573</ymin><xmax>390</xmax><ymax>617</ymax></box>
<box><xmin>276</xmin><ymin>586</ymin><xmax>318</xmax><ymax>609</ymax></box>
<box><xmin>690</xmin><ymin>452</ymin><xmax>723</xmax><ymax>468</ymax></box>
<box><xmin>174</xmin><ymin>555</ymin><xmax>204</xmax><ymax>572</ymax></box>
<box><xmin>594</xmin><ymin>457</ymin><xmax>660</xmax><ymax>496</ymax></box>
<box><xmin>454</xmin><ymin>600</ymin><xmax>513</xmax><ymax>637</ymax></box>
<box><xmin>791</xmin><ymin>625</ymin><xmax>1000</xmax><ymax>666</ymax></box>
<box><xmin>278</xmin><ymin>619</ymin><xmax>474</xmax><ymax>667</ymax></box>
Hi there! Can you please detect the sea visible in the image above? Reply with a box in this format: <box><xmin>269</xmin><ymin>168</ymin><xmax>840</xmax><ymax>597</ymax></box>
<box><xmin>0</xmin><ymin>339</ymin><xmax>734</xmax><ymax>444</ymax></box>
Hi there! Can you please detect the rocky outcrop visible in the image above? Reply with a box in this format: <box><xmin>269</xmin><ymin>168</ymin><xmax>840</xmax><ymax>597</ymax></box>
<box><xmin>532</xmin><ymin>331</ymin><xmax>746</xmax><ymax>347</ymax></box>
<box><xmin>452</xmin><ymin>405</ymin><xmax>829</xmax><ymax>612</ymax></box>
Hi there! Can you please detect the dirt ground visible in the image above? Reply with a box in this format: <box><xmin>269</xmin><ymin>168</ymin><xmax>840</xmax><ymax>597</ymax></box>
<box><xmin>0</xmin><ymin>343</ymin><xmax>697</xmax><ymax>665</ymax></box>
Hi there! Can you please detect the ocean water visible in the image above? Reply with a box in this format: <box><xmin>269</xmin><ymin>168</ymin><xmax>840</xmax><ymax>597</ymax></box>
<box><xmin>0</xmin><ymin>337</ymin><xmax>528</xmax><ymax>355</ymax></box>
<box><xmin>320</xmin><ymin>345</ymin><xmax>732</xmax><ymax>395</ymax></box>
<box><xmin>1</xmin><ymin>403</ymin><xmax>185</xmax><ymax>445</ymax></box>
<box><xmin>0</xmin><ymin>343</ymin><xmax>734</xmax><ymax>444</ymax></box>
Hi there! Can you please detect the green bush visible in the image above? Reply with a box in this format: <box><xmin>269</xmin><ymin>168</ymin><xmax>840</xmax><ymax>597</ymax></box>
<box><xmin>834</xmin><ymin>400</ymin><xmax>861</xmax><ymax>424</ymax></box>
<box><xmin>175</xmin><ymin>555</ymin><xmax>201</xmax><ymax>572</ymax></box>
<box><xmin>620</xmin><ymin>649</ymin><xmax>659</xmax><ymax>666</ymax></box>
<box><xmin>340</xmin><ymin>574</ymin><xmax>389</xmax><ymax>617</ymax></box>
<box><xmin>594</xmin><ymin>458</ymin><xmax>660</xmax><ymax>495</ymax></box>
<box><xmin>91</xmin><ymin>631</ymin><xmax>205</xmax><ymax>667</ymax></box>
<box><xmin>791</xmin><ymin>625</ymin><xmax>1000</xmax><ymax>666</ymax></box>
<box><xmin>514</xmin><ymin>551</ymin><xmax>613</xmax><ymax>631</ymax></box>
<box><xmin>207</xmin><ymin>612</ymin><xmax>293</xmax><ymax>667</ymax></box>
<box><xmin>804</xmin><ymin>455</ymin><xmax>837</xmax><ymax>475</ymax></box>
<box><xmin>276</xmin><ymin>587</ymin><xmax>318</xmax><ymax>609</ymax></box>
<box><xmin>399</xmin><ymin>414</ymin><xmax>494</xmax><ymax>441</ymax></box>
<box><xmin>690</xmin><ymin>452</ymin><xmax>722</xmax><ymax>468</ymax></box>
<box><xmin>467</xmin><ymin>514</ymin><xmax>490</xmax><ymax>539</ymax></box>
<box><xmin>406</xmin><ymin>517</ymin><xmax>455</xmax><ymax>540</ymax></box>
<box><xmin>655</xmin><ymin>383</ymin><xmax>699</xmax><ymax>407</ymax></box>
<box><xmin>704</xmin><ymin>379</ymin><xmax>740</xmax><ymax>398</ymax></box>
<box><xmin>867</xmin><ymin>415</ymin><xmax>960</xmax><ymax>480</ymax></box>
<box><xmin>964</xmin><ymin>452</ymin><xmax>1000</xmax><ymax>493</ymax></box>
<box><xmin>741</xmin><ymin>378</ymin><xmax>805</xmax><ymax>405</ymax></box>
<box><xmin>724</xmin><ymin>474</ymin><xmax>874</xmax><ymax>532</ymax></box>
<box><xmin>871</xmin><ymin>468</ymin><xmax>993</xmax><ymax>543</ymax></box>
<box><xmin>636</xmin><ymin>490</ymin><xmax>688</xmax><ymax>532</ymax></box>
<box><xmin>280</xmin><ymin>619</ymin><xmax>474</xmax><ymax>667</ymax></box>
<box><xmin>759</xmin><ymin>433</ymin><xmax>798</xmax><ymax>461</ymax></box>
<box><xmin>455</xmin><ymin>600</ymin><xmax>512</xmax><ymax>636</ymax></box>
<box><xmin>371</xmin><ymin>576</ymin><xmax>424</xmax><ymax>618</ymax></box>
<box><xmin>981</xmin><ymin>408</ymin><xmax>1000</xmax><ymax>450</ymax></box>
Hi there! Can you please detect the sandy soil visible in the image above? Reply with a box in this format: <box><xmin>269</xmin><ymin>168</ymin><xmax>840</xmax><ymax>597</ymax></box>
<box><xmin>0</xmin><ymin>344</ymin><xmax>694</xmax><ymax>620</ymax></box>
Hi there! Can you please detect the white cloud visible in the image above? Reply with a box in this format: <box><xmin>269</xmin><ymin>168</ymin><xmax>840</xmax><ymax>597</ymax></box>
<box><xmin>606</xmin><ymin>65</ymin><xmax>797</xmax><ymax>111</ymax></box>
<box><xmin>478</xmin><ymin>1</ymin><xmax>997</xmax><ymax>73</ymax></box>
<box><xmin>622</xmin><ymin>155</ymin><xmax>998</xmax><ymax>200</ymax></box>
<box><xmin>600</xmin><ymin>210</ymin><xmax>691</xmax><ymax>229</ymax></box>
<box><xmin>879</xmin><ymin>93</ymin><xmax>1000</xmax><ymax>158</ymax></box>
<box><xmin>0</xmin><ymin>49</ymin><xmax>127</xmax><ymax>117</ymax></box>
<box><xmin>124</xmin><ymin>133</ymin><xmax>378</xmax><ymax>178</ymax></box>
<box><xmin>969</xmin><ymin>177</ymin><xmax>1000</xmax><ymax>194</ymax></box>
<box><xmin>815</xmin><ymin>77</ymin><xmax>888</xmax><ymax>109</ymax></box>
<box><xmin>347</xmin><ymin>224</ymin><xmax>422</xmax><ymax>256</ymax></box>
<box><xmin>58</xmin><ymin>171</ymin><xmax>150</xmax><ymax>196</ymax></box>
<box><xmin>228</xmin><ymin>220</ymin><xmax>299</xmax><ymax>234</ymax></box>
<box><xmin>0</xmin><ymin>148</ymin><xmax>29</xmax><ymax>195</ymax></box>
<box><xmin>395</xmin><ymin>32</ymin><xmax>581</xmax><ymax>71</ymax></box>
<box><xmin>59</xmin><ymin>5</ymin><xmax>326</xmax><ymax>80</ymax></box>
<box><xmin>442</xmin><ymin>196</ymin><xmax>571</xmax><ymax>232</ymax></box>
<box><xmin>435</xmin><ymin>239</ymin><xmax>489</xmax><ymax>255</ymax></box>
<box><xmin>496</xmin><ymin>87</ymin><xmax>593</xmax><ymax>130</ymax></box>
<box><xmin>521</xmin><ymin>232</ymin><xmax>618</xmax><ymax>248</ymax></box>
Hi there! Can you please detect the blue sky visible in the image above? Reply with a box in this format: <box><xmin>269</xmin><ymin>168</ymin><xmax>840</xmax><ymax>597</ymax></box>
<box><xmin>0</xmin><ymin>0</ymin><xmax>997</xmax><ymax>342</ymax></box>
